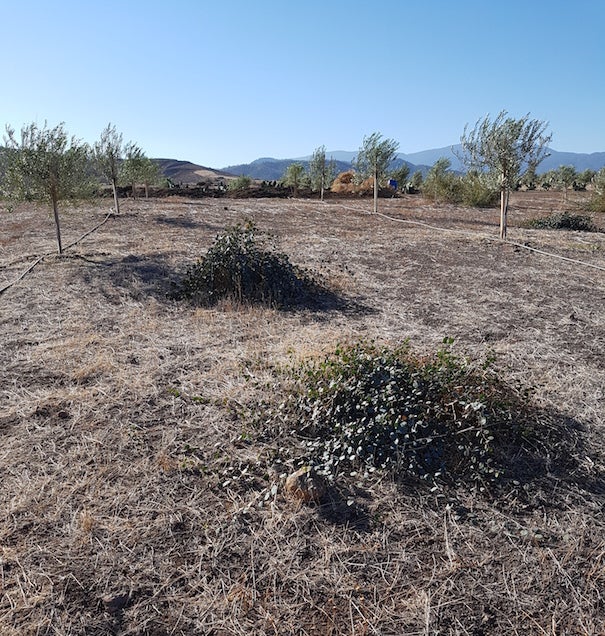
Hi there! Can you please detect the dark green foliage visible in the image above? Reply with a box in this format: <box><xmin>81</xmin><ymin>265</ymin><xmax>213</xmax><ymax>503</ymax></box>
<box><xmin>177</xmin><ymin>221</ymin><xmax>316</xmax><ymax>307</ymax></box>
<box><xmin>587</xmin><ymin>192</ymin><xmax>605</xmax><ymax>214</ymax></box>
<box><xmin>273</xmin><ymin>340</ymin><xmax>531</xmax><ymax>487</ymax></box>
<box><xmin>228</xmin><ymin>175</ymin><xmax>252</xmax><ymax>191</ymax></box>
<box><xmin>524</xmin><ymin>211</ymin><xmax>599</xmax><ymax>232</ymax></box>
<box><xmin>422</xmin><ymin>158</ymin><xmax>463</xmax><ymax>203</ymax></box>
<box><xmin>461</xmin><ymin>172</ymin><xmax>500</xmax><ymax>207</ymax></box>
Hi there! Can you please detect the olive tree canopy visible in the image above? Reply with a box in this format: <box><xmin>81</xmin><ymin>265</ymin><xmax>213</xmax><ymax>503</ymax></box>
<box><xmin>309</xmin><ymin>145</ymin><xmax>335</xmax><ymax>201</ymax></box>
<box><xmin>459</xmin><ymin>111</ymin><xmax>551</xmax><ymax>239</ymax></box>
<box><xmin>3</xmin><ymin>121</ymin><xmax>91</xmax><ymax>253</ymax></box>
<box><xmin>93</xmin><ymin>123</ymin><xmax>124</xmax><ymax>213</ymax></box>
<box><xmin>354</xmin><ymin>132</ymin><xmax>399</xmax><ymax>213</ymax></box>
<box><xmin>282</xmin><ymin>162</ymin><xmax>307</xmax><ymax>197</ymax></box>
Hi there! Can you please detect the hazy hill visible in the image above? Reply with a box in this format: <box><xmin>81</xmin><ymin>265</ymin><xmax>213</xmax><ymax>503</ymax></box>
<box><xmin>223</xmin><ymin>156</ymin><xmax>428</xmax><ymax>181</ymax></box>
<box><xmin>538</xmin><ymin>149</ymin><xmax>605</xmax><ymax>172</ymax></box>
<box><xmin>222</xmin><ymin>157</ymin><xmax>352</xmax><ymax>181</ymax></box>
<box><xmin>153</xmin><ymin>159</ymin><xmax>235</xmax><ymax>185</ymax></box>
<box><xmin>399</xmin><ymin>145</ymin><xmax>605</xmax><ymax>173</ymax></box>
<box><xmin>221</xmin><ymin>147</ymin><xmax>605</xmax><ymax>181</ymax></box>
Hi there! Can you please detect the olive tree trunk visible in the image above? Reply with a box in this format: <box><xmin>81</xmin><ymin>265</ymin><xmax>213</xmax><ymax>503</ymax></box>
<box><xmin>51</xmin><ymin>192</ymin><xmax>63</xmax><ymax>254</ymax></box>
<box><xmin>111</xmin><ymin>178</ymin><xmax>121</xmax><ymax>214</ymax></box>
<box><xmin>499</xmin><ymin>186</ymin><xmax>510</xmax><ymax>240</ymax></box>
<box><xmin>373</xmin><ymin>168</ymin><xmax>378</xmax><ymax>214</ymax></box>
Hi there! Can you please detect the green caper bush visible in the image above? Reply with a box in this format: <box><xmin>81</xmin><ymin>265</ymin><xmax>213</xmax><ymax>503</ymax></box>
<box><xmin>270</xmin><ymin>340</ymin><xmax>532</xmax><ymax>487</ymax></box>
<box><xmin>178</xmin><ymin>221</ymin><xmax>316</xmax><ymax>307</ymax></box>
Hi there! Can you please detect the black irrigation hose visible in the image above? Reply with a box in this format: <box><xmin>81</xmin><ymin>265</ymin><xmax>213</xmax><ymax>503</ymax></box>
<box><xmin>343</xmin><ymin>204</ymin><xmax>605</xmax><ymax>274</ymax></box>
<box><xmin>0</xmin><ymin>210</ymin><xmax>114</xmax><ymax>296</ymax></box>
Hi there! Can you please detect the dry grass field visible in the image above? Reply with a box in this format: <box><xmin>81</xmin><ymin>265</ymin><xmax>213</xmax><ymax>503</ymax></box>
<box><xmin>1</xmin><ymin>191</ymin><xmax>605</xmax><ymax>635</ymax></box>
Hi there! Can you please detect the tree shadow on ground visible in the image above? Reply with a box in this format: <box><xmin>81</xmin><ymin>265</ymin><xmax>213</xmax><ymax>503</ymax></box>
<box><xmin>75</xmin><ymin>253</ymin><xmax>185</xmax><ymax>303</ymax></box>
<box><xmin>153</xmin><ymin>215</ymin><xmax>226</xmax><ymax>232</ymax></box>
<box><xmin>154</xmin><ymin>215</ymin><xmax>205</xmax><ymax>230</ymax></box>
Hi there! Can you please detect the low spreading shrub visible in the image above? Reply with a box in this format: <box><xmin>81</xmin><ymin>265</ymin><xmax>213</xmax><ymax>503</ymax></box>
<box><xmin>177</xmin><ymin>220</ymin><xmax>318</xmax><ymax>307</ymax></box>
<box><xmin>524</xmin><ymin>211</ymin><xmax>599</xmax><ymax>232</ymax></box>
<box><xmin>263</xmin><ymin>340</ymin><xmax>534</xmax><ymax>488</ymax></box>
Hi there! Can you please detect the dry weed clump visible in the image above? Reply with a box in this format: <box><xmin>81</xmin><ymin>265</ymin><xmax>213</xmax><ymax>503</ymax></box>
<box><xmin>331</xmin><ymin>171</ymin><xmax>373</xmax><ymax>195</ymax></box>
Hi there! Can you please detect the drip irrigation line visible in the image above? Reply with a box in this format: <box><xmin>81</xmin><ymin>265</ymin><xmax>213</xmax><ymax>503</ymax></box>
<box><xmin>337</xmin><ymin>203</ymin><xmax>605</xmax><ymax>275</ymax></box>
<box><xmin>0</xmin><ymin>254</ymin><xmax>47</xmax><ymax>296</ymax></box>
<box><xmin>0</xmin><ymin>210</ymin><xmax>114</xmax><ymax>296</ymax></box>
<box><xmin>63</xmin><ymin>210</ymin><xmax>113</xmax><ymax>251</ymax></box>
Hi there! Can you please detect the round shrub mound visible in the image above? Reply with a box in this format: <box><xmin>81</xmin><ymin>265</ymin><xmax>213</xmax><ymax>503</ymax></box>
<box><xmin>271</xmin><ymin>340</ymin><xmax>535</xmax><ymax>487</ymax></box>
<box><xmin>524</xmin><ymin>211</ymin><xmax>599</xmax><ymax>232</ymax></box>
<box><xmin>178</xmin><ymin>221</ymin><xmax>317</xmax><ymax>307</ymax></box>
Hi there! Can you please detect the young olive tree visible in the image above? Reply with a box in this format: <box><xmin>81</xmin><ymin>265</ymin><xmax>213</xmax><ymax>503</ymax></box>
<box><xmin>423</xmin><ymin>157</ymin><xmax>462</xmax><ymax>203</ymax></box>
<box><xmin>228</xmin><ymin>175</ymin><xmax>252</xmax><ymax>192</ymax></box>
<box><xmin>593</xmin><ymin>167</ymin><xmax>605</xmax><ymax>194</ymax></box>
<box><xmin>409</xmin><ymin>170</ymin><xmax>423</xmax><ymax>192</ymax></box>
<box><xmin>553</xmin><ymin>165</ymin><xmax>577</xmax><ymax>202</ymax></box>
<box><xmin>93</xmin><ymin>123</ymin><xmax>124</xmax><ymax>213</ymax></box>
<box><xmin>0</xmin><ymin>147</ymin><xmax>9</xmax><ymax>181</ymax></box>
<box><xmin>3</xmin><ymin>122</ymin><xmax>91</xmax><ymax>254</ymax></box>
<box><xmin>121</xmin><ymin>142</ymin><xmax>146</xmax><ymax>198</ymax></box>
<box><xmin>577</xmin><ymin>169</ymin><xmax>596</xmax><ymax>190</ymax></box>
<box><xmin>354</xmin><ymin>132</ymin><xmax>399</xmax><ymax>213</ymax></box>
<box><xmin>309</xmin><ymin>145</ymin><xmax>335</xmax><ymax>201</ymax></box>
<box><xmin>139</xmin><ymin>157</ymin><xmax>161</xmax><ymax>198</ymax></box>
<box><xmin>389</xmin><ymin>163</ymin><xmax>410</xmax><ymax>192</ymax></box>
<box><xmin>460</xmin><ymin>111</ymin><xmax>551</xmax><ymax>239</ymax></box>
<box><xmin>282</xmin><ymin>162</ymin><xmax>307</xmax><ymax>197</ymax></box>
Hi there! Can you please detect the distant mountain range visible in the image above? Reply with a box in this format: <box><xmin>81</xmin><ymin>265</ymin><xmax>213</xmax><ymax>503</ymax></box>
<box><xmin>221</xmin><ymin>146</ymin><xmax>605</xmax><ymax>181</ymax></box>
<box><xmin>220</xmin><ymin>157</ymin><xmax>350</xmax><ymax>181</ymax></box>
<box><xmin>2</xmin><ymin>145</ymin><xmax>603</xmax><ymax>187</ymax></box>
<box><xmin>221</xmin><ymin>156</ymin><xmax>428</xmax><ymax>181</ymax></box>
<box><xmin>396</xmin><ymin>145</ymin><xmax>605</xmax><ymax>174</ymax></box>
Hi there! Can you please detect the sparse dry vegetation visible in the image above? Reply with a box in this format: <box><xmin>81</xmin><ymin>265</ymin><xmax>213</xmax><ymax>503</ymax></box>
<box><xmin>1</xmin><ymin>191</ymin><xmax>605</xmax><ymax>635</ymax></box>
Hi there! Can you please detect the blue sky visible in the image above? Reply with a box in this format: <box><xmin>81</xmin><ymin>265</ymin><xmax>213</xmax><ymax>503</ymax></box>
<box><xmin>2</xmin><ymin>0</ymin><xmax>604</xmax><ymax>167</ymax></box>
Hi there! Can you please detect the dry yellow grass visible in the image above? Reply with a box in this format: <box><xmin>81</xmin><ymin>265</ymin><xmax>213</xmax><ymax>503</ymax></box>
<box><xmin>1</xmin><ymin>192</ymin><xmax>604</xmax><ymax>634</ymax></box>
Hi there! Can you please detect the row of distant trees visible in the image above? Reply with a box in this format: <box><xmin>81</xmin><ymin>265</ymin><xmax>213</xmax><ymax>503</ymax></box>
<box><xmin>273</xmin><ymin>153</ymin><xmax>604</xmax><ymax>205</ymax></box>
<box><xmin>0</xmin><ymin>122</ymin><xmax>160</xmax><ymax>253</ymax></box>
<box><xmin>419</xmin><ymin>159</ymin><xmax>605</xmax><ymax>203</ymax></box>
<box><xmin>264</xmin><ymin>112</ymin><xmax>603</xmax><ymax>239</ymax></box>
<box><xmin>275</xmin><ymin>136</ymin><xmax>408</xmax><ymax>212</ymax></box>
<box><xmin>240</xmin><ymin>112</ymin><xmax>548</xmax><ymax>239</ymax></box>
<box><xmin>3</xmin><ymin>113</ymin><xmax>604</xmax><ymax>253</ymax></box>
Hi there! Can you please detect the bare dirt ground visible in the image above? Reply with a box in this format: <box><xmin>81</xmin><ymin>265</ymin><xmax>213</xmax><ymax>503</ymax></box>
<box><xmin>1</xmin><ymin>191</ymin><xmax>605</xmax><ymax>635</ymax></box>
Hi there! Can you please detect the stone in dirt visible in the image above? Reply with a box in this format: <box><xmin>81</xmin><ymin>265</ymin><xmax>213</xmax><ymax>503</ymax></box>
<box><xmin>284</xmin><ymin>466</ymin><xmax>326</xmax><ymax>503</ymax></box>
